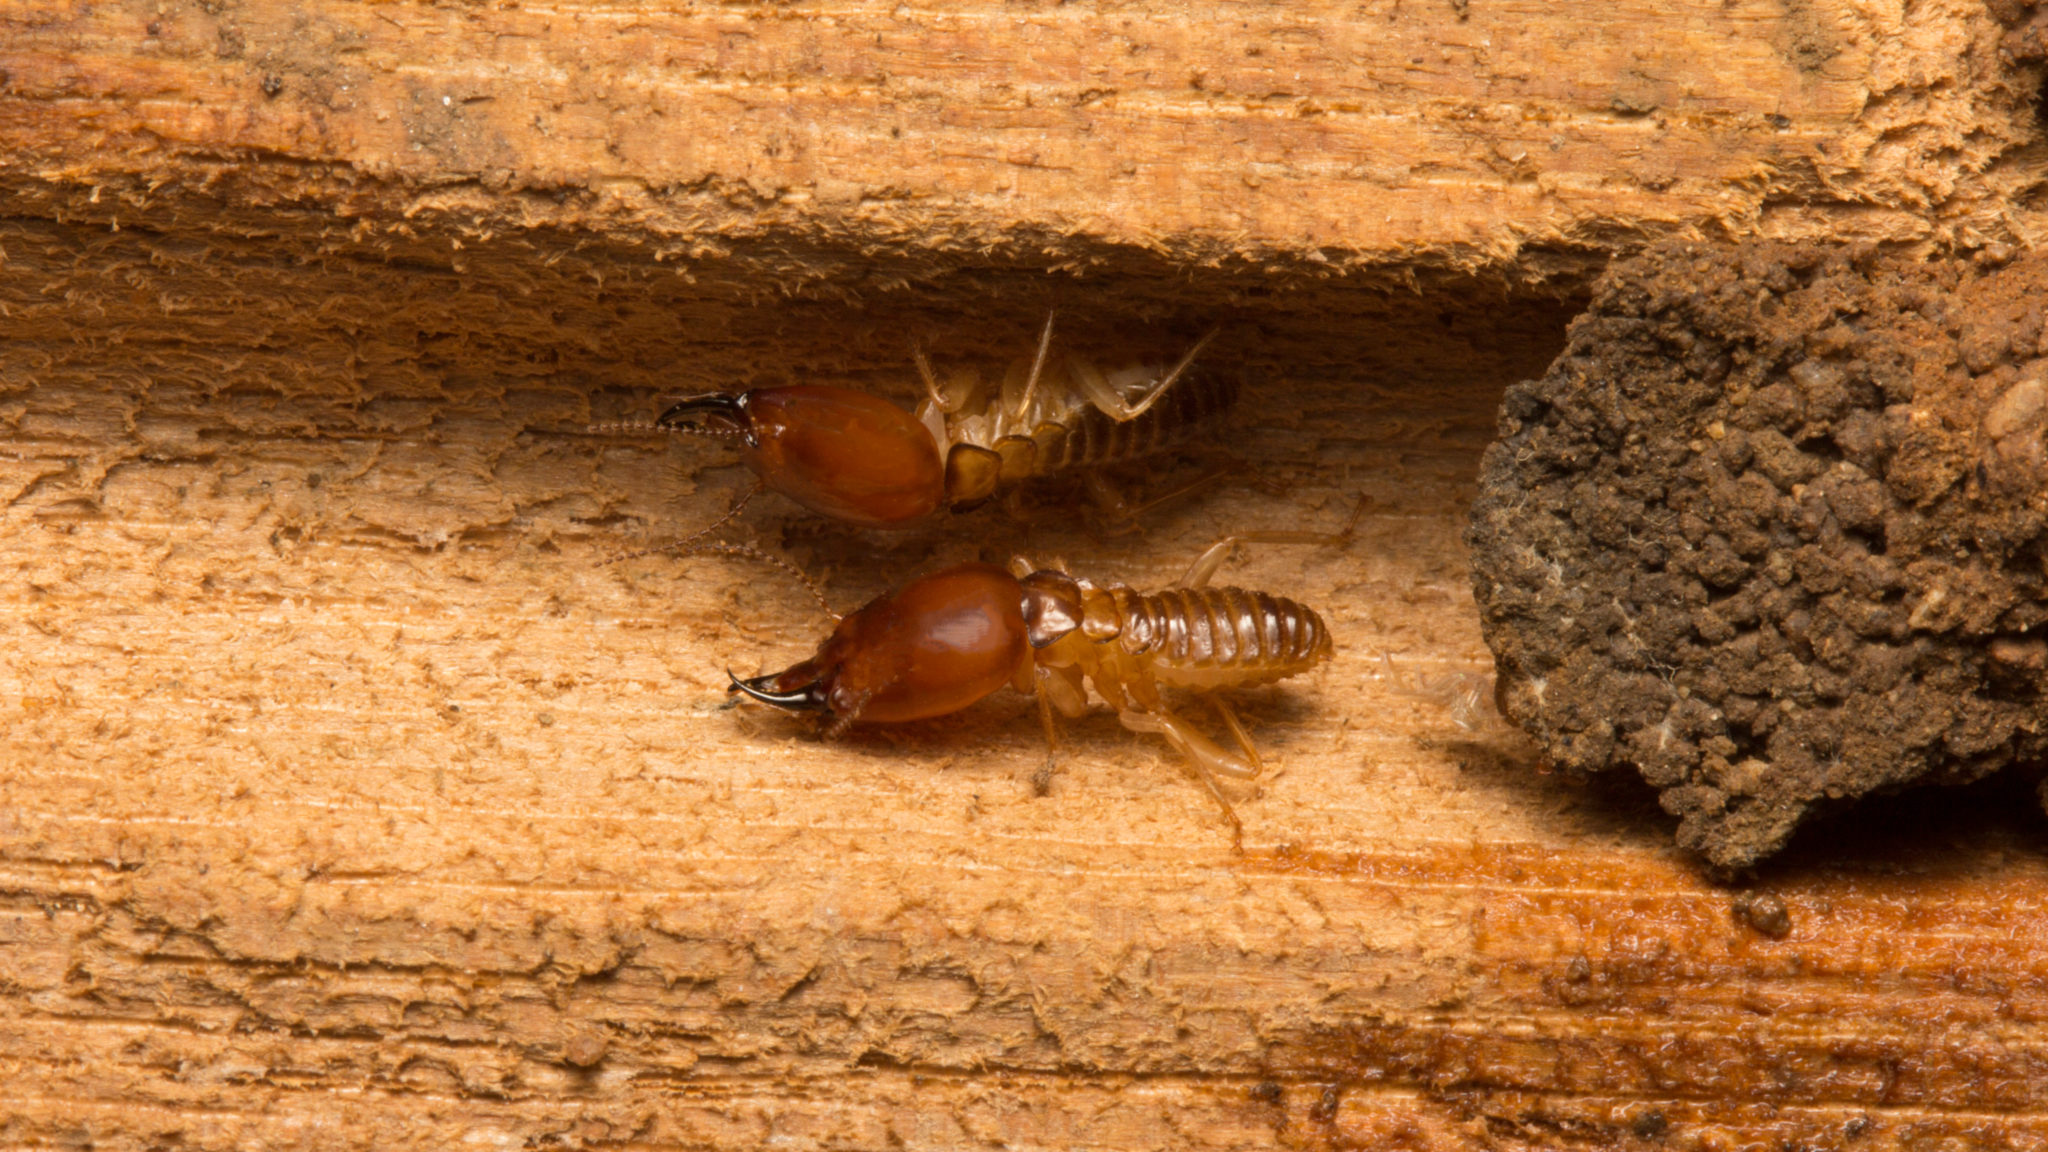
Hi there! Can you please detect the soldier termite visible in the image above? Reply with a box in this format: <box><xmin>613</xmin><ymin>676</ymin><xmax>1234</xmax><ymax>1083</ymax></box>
<box><xmin>724</xmin><ymin>499</ymin><xmax>1365</xmax><ymax>843</ymax></box>
<box><xmin>605</xmin><ymin>313</ymin><xmax>1236</xmax><ymax>529</ymax></box>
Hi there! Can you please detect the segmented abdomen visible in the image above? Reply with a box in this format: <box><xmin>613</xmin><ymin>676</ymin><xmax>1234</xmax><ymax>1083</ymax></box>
<box><xmin>1102</xmin><ymin>584</ymin><xmax>1331</xmax><ymax>686</ymax></box>
<box><xmin>1038</xmin><ymin>368</ymin><xmax>1238</xmax><ymax>474</ymax></box>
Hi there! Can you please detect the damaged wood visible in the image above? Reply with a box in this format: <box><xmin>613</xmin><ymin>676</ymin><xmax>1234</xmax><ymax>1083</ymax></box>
<box><xmin>2</xmin><ymin>0</ymin><xmax>2043</xmax><ymax>282</ymax></box>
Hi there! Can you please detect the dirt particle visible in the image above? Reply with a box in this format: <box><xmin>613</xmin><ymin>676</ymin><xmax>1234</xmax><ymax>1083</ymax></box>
<box><xmin>1977</xmin><ymin>242</ymin><xmax>2017</xmax><ymax>269</ymax></box>
<box><xmin>1610</xmin><ymin>92</ymin><xmax>1656</xmax><ymax>117</ymax></box>
<box><xmin>1992</xmin><ymin>637</ymin><xmax>2048</xmax><ymax>669</ymax></box>
<box><xmin>1734</xmin><ymin>892</ymin><xmax>1793</xmax><ymax>939</ymax></box>
<box><xmin>1774</xmin><ymin>0</ymin><xmax>1843</xmax><ymax>74</ymax></box>
<box><xmin>1310</xmin><ymin>1085</ymin><xmax>1341</xmax><ymax>1122</ymax></box>
<box><xmin>1983</xmin><ymin>375</ymin><xmax>2045</xmax><ymax>440</ymax></box>
<box><xmin>563</xmin><ymin>1032</ymin><xmax>608</xmax><ymax>1068</ymax></box>
<box><xmin>1961</xmin><ymin>325</ymin><xmax>2011</xmax><ymax>373</ymax></box>
<box><xmin>1250</xmin><ymin>1080</ymin><xmax>1282</xmax><ymax>1104</ymax></box>
<box><xmin>1631</xmin><ymin>1109</ymin><xmax>1670</xmax><ymax>1139</ymax></box>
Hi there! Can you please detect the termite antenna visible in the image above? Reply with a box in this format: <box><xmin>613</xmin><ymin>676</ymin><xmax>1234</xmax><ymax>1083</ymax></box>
<box><xmin>683</xmin><ymin>541</ymin><xmax>839</xmax><ymax>623</ymax></box>
<box><xmin>1173</xmin><ymin>491</ymin><xmax>1371</xmax><ymax>588</ymax></box>
<box><xmin>610</xmin><ymin>530</ymin><xmax>837</xmax><ymax>622</ymax></box>
<box><xmin>600</xmin><ymin>483</ymin><xmax>763</xmax><ymax>567</ymax></box>
<box><xmin>586</xmin><ymin>419</ymin><xmax>687</xmax><ymax>435</ymax></box>
<box><xmin>1333</xmin><ymin>490</ymin><xmax>1370</xmax><ymax>543</ymax></box>
<box><xmin>601</xmin><ymin>480</ymin><xmax>838</xmax><ymax>622</ymax></box>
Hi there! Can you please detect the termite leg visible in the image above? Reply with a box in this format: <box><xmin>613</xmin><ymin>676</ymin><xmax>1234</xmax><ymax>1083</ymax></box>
<box><xmin>1210</xmin><ymin>698</ymin><xmax>1265</xmax><ymax>774</ymax></box>
<box><xmin>1009</xmin><ymin>309</ymin><xmax>1059</xmax><ymax>419</ymax></box>
<box><xmin>1175</xmin><ymin>537</ymin><xmax>1238</xmax><ymax>590</ymax></box>
<box><xmin>996</xmin><ymin>483</ymin><xmax>1062</xmax><ymax>528</ymax></box>
<box><xmin>1069</xmin><ymin>328</ymin><xmax>1220</xmax><ymax>423</ymax></box>
<box><xmin>1174</xmin><ymin>493</ymin><xmax>1370</xmax><ymax>588</ymax></box>
<box><xmin>1083</xmin><ymin>467</ymin><xmax>1234</xmax><ymax>536</ymax></box>
<box><xmin>1027</xmin><ymin>663</ymin><xmax>1089</xmax><ymax>795</ymax></box>
<box><xmin>1081</xmin><ymin>472</ymin><xmax>1138</xmax><ymax>534</ymax></box>
<box><xmin>914</xmin><ymin>340</ymin><xmax>957</xmax><ymax>414</ymax></box>
<box><xmin>1031</xmin><ymin>677</ymin><xmax>1062</xmax><ymax>797</ymax></box>
<box><xmin>1117</xmin><ymin>707</ymin><xmax>1253</xmax><ymax>848</ymax></box>
<box><xmin>1237</xmin><ymin>457</ymin><xmax>1292</xmax><ymax>497</ymax></box>
<box><xmin>1119</xmin><ymin>709</ymin><xmax>1260</xmax><ymax>780</ymax></box>
<box><xmin>1010</xmin><ymin>552</ymin><xmax>1072</xmax><ymax>580</ymax></box>
<box><xmin>919</xmin><ymin>341</ymin><xmax>992</xmax><ymax>418</ymax></box>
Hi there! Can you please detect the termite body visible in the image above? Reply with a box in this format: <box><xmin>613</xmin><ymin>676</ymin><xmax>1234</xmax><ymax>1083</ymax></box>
<box><xmin>729</xmin><ymin>522</ymin><xmax>1350</xmax><ymax>839</ymax></box>
<box><xmin>653</xmin><ymin>316</ymin><xmax>1234</xmax><ymax>528</ymax></box>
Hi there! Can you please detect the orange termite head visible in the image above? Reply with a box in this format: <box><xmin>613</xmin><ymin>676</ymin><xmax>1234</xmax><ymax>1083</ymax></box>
<box><xmin>658</xmin><ymin>386</ymin><xmax>946</xmax><ymax>527</ymax></box>
<box><xmin>728</xmin><ymin>562</ymin><xmax>1031</xmax><ymax>729</ymax></box>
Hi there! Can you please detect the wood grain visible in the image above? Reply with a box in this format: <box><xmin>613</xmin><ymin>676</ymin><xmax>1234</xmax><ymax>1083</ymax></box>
<box><xmin>2</xmin><ymin>0</ymin><xmax>2042</xmax><ymax>281</ymax></box>
<box><xmin>3</xmin><ymin>0</ymin><xmax>2047</xmax><ymax>1147</ymax></box>
<box><xmin>6</xmin><ymin>213</ymin><xmax>2048</xmax><ymax>1149</ymax></box>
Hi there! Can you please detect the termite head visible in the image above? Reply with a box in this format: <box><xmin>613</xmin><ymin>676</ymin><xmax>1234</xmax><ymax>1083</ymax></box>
<box><xmin>659</xmin><ymin>386</ymin><xmax>946</xmax><ymax>527</ymax></box>
<box><xmin>728</xmin><ymin>562</ymin><xmax>1031</xmax><ymax>728</ymax></box>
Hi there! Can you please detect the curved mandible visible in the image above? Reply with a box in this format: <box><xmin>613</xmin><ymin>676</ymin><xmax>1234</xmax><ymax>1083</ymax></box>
<box><xmin>728</xmin><ymin>668</ymin><xmax>827</xmax><ymax>711</ymax></box>
<box><xmin>657</xmin><ymin>393</ymin><xmax>756</xmax><ymax>442</ymax></box>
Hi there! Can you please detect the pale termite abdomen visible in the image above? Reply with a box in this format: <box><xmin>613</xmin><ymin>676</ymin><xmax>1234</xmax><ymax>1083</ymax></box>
<box><xmin>1101</xmin><ymin>583</ymin><xmax>1330</xmax><ymax>688</ymax></box>
<box><xmin>1037</xmin><ymin>367</ymin><xmax>1239</xmax><ymax>475</ymax></box>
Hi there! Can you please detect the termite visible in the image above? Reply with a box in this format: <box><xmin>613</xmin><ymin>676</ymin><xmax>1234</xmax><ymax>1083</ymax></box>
<box><xmin>724</xmin><ymin>501</ymin><xmax>1363</xmax><ymax>841</ymax></box>
<box><xmin>639</xmin><ymin>313</ymin><xmax>1235</xmax><ymax>528</ymax></box>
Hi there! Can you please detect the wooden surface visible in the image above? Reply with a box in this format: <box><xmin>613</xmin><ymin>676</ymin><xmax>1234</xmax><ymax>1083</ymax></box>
<box><xmin>3</xmin><ymin>0</ymin><xmax>2044</xmax><ymax>282</ymax></box>
<box><xmin>4</xmin><ymin>0</ymin><xmax>2048</xmax><ymax>1149</ymax></box>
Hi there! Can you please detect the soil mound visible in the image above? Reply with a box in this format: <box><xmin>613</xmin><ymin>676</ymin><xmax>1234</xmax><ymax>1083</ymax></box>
<box><xmin>1471</xmin><ymin>242</ymin><xmax>2048</xmax><ymax>867</ymax></box>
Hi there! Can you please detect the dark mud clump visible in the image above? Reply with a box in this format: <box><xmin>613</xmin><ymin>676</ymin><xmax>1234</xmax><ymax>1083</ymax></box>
<box><xmin>1469</xmin><ymin>242</ymin><xmax>2048</xmax><ymax>868</ymax></box>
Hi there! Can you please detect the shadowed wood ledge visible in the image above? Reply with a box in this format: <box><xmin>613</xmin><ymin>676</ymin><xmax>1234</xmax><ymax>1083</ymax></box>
<box><xmin>3</xmin><ymin>0</ymin><xmax>2042</xmax><ymax>275</ymax></box>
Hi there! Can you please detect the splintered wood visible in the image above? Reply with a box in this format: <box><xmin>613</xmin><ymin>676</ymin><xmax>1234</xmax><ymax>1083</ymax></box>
<box><xmin>3</xmin><ymin>0</ymin><xmax>2048</xmax><ymax>1148</ymax></box>
<box><xmin>2</xmin><ymin>0</ymin><xmax>2043</xmax><ymax>272</ymax></box>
